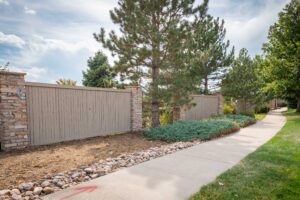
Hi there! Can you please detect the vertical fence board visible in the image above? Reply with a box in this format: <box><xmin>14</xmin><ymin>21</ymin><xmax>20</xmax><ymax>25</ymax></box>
<box><xmin>185</xmin><ymin>95</ymin><xmax>220</xmax><ymax>120</ymax></box>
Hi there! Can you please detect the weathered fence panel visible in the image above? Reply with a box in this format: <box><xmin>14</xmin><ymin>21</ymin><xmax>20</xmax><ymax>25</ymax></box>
<box><xmin>25</xmin><ymin>82</ymin><xmax>132</xmax><ymax>146</ymax></box>
<box><xmin>181</xmin><ymin>95</ymin><xmax>223</xmax><ymax>120</ymax></box>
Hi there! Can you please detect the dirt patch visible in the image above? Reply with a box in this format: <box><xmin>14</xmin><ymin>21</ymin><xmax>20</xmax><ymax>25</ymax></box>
<box><xmin>0</xmin><ymin>132</ymin><xmax>166</xmax><ymax>189</ymax></box>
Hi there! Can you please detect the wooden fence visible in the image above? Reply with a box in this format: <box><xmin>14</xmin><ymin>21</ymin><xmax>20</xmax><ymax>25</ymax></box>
<box><xmin>0</xmin><ymin>70</ymin><xmax>222</xmax><ymax>150</ymax></box>
<box><xmin>181</xmin><ymin>95</ymin><xmax>223</xmax><ymax>120</ymax></box>
<box><xmin>25</xmin><ymin>82</ymin><xmax>132</xmax><ymax>146</ymax></box>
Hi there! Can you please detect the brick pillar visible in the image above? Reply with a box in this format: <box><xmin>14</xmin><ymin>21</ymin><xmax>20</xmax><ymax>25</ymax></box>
<box><xmin>126</xmin><ymin>86</ymin><xmax>143</xmax><ymax>131</ymax></box>
<box><xmin>179</xmin><ymin>105</ymin><xmax>188</xmax><ymax>121</ymax></box>
<box><xmin>0</xmin><ymin>71</ymin><xmax>29</xmax><ymax>150</ymax></box>
<box><xmin>218</xmin><ymin>93</ymin><xmax>224</xmax><ymax>114</ymax></box>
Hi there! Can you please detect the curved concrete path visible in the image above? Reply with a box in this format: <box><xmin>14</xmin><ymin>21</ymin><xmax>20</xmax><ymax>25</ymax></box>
<box><xmin>44</xmin><ymin>108</ymin><xmax>286</xmax><ymax>200</ymax></box>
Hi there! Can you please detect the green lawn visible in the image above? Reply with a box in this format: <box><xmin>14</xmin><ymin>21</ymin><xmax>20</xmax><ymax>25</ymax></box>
<box><xmin>255</xmin><ymin>113</ymin><xmax>267</xmax><ymax>120</ymax></box>
<box><xmin>190</xmin><ymin>109</ymin><xmax>300</xmax><ymax>200</ymax></box>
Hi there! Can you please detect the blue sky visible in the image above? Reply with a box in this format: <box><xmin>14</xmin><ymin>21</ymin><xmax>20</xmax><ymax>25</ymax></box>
<box><xmin>0</xmin><ymin>0</ymin><xmax>288</xmax><ymax>84</ymax></box>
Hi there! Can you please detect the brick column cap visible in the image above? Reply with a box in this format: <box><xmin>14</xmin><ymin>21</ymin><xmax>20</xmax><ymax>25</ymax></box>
<box><xmin>0</xmin><ymin>71</ymin><xmax>26</xmax><ymax>76</ymax></box>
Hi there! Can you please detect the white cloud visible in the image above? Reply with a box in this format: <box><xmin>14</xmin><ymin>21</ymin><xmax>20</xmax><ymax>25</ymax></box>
<box><xmin>9</xmin><ymin>34</ymin><xmax>98</xmax><ymax>73</ymax></box>
<box><xmin>208</xmin><ymin>0</ymin><xmax>289</xmax><ymax>55</ymax></box>
<box><xmin>0</xmin><ymin>0</ymin><xmax>9</xmax><ymax>6</ymax></box>
<box><xmin>9</xmin><ymin>66</ymin><xmax>47</xmax><ymax>82</ymax></box>
<box><xmin>42</xmin><ymin>0</ymin><xmax>117</xmax><ymax>23</ymax></box>
<box><xmin>0</xmin><ymin>32</ymin><xmax>26</xmax><ymax>48</ymax></box>
<box><xmin>25</xmin><ymin>67</ymin><xmax>47</xmax><ymax>81</ymax></box>
<box><xmin>24</xmin><ymin>6</ymin><xmax>37</xmax><ymax>15</ymax></box>
<box><xmin>29</xmin><ymin>35</ymin><xmax>98</xmax><ymax>53</ymax></box>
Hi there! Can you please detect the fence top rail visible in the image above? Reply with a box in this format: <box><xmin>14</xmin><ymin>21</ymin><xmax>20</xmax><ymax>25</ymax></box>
<box><xmin>191</xmin><ymin>94</ymin><xmax>219</xmax><ymax>98</ymax></box>
<box><xmin>25</xmin><ymin>82</ymin><xmax>131</xmax><ymax>93</ymax></box>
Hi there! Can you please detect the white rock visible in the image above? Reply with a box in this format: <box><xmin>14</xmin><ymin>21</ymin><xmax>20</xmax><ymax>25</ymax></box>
<box><xmin>10</xmin><ymin>189</ymin><xmax>21</xmax><ymax>195</ymax></box>
<box><xmin>19</xmin><ymin>182</ymin><xmax>34</xmax><ymax>191</ymax></box>
<box><xmin>84</xmin><ymin>168</ymin><xmax>94</xmax><ymax>173</ymax></box>
<box><xmin>54</xmin><ymin>175</ymin><xmax>63</xmax><ymax>180</ymax></box>
<box><xmin>90</xmin><ymin>174</ymin><xmax>99</xmax><ymax>179</ymax></box>
<box><xmin>43</xmin><ymin>187</ymin><xmax>54</xmax><ymax>194</ymax></box>
<box><xmin>52</xmin><ymin>178</ymin><xmax>59</xmax><ymax>184</ymax></box>
<box><xmin>62</xmin><ymin>184</ymin><xmax>69</xmax><ymax>189</ymax></box>
<box><xmin>41</xmin><ymin>180</ymin><xmax>51</xmax><ymax>187</ymax></box>
<box><xmin>71</xmin><ymin>172</ymin><xmax>80</xmax><ymax>179</ymax></box>
<box><xmin>25</xmin><ymin>191</ymin><xmax>33</xmax><ymax>196</ymax></box>
<box><xmin>33</xmin><ymin>187</ymin><xmax>43</xmax><ymax>195</ymax></box>
<box><xmin>11</xmin><ymin>194</ymin><xmax>22</xmax><ymax>200</ymax></box>
<box><xmin>56</xmin><ymin>181</ymin><xmax>65</xmax><ymax>188</ymax></box>
<box><xmin>0</xmin><ymin>189</ymin><xmax>10</xmax><ymax>196</ymax></box>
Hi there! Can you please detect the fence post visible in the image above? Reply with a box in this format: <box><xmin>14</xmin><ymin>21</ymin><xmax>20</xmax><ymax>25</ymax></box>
<box><xmin>126</xmin><ymin>86</ymin><xmax>143</xmax><ymax>131</ymax></box>
<box><xmin>0</xmin><ymin>71</ymin><xmax>29</xmax><ymax>150</ymax></box>
<box><xmin>218</xmin><ymin>94</ymin><xmax>224</xmax><ymax>114</ymax></box>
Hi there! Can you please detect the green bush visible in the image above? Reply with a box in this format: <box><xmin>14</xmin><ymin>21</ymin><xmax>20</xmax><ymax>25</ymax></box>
<box><xmin>287</xmin><ymin>98</ymin><xmax>297</xmax><ymax>109</ymax></box>
<box><xmin>214</xmin><ymin>114</ymin><xmax>256</xmax><ymax>127</ymax></box>
<box><xmin>239</xmin><ymin>111</ymin><xmax>255</xmax><ymax>118</ymax></box>
<box><xmin>255</xmin><ymin>105</ymin><xmax>270</xmax><ymax>114</ymax></box>
<box><xmin>223</xmin><ymin>104</ymin><xmax>236</xmax><ymax>114</ymax></box>
<box><xmin>144</xmin><ymin>120</ymin><xmax>239</xmax><ymax>142</ymax></box>
<box><xmin>277</xmin><ymin>101</ymin><xmax>287</xmax><ymax>107</ymax></box>
<box><xmin>160</xmin><ymin>110</ymin><xmax>173</xmax><ymax>125</ymax></box>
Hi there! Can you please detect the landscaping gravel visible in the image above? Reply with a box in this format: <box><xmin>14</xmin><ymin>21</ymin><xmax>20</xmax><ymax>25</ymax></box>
<box><xmin>0</xmin><ymin>141</ymin><xmax>200</xmax><ymax>200</ymax></box>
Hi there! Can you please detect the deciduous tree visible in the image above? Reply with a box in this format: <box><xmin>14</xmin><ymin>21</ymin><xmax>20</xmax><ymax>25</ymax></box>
<box><xmin>262</xmin><ymin>0</ymin><xmax>300</xmax><ymax>111</ymax></box>
<box><xmin>0</xmin><ymin>62</ymin><xmax>9</xmax><ymax>71</ymax></box>
<box><xmin>56</xmin><ymin>79</ymin><xmax>77</xmax><ymax>86</ymax></box>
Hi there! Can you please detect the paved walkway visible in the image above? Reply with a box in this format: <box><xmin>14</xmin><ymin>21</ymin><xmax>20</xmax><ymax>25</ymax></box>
<box><xmin>44</xmin><ymin>108</ymin><xmax>286</xmax><ymax>200</ymax></box>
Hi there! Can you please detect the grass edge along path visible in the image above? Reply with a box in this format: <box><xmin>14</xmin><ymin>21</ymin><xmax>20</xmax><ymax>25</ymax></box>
<box><xmin>190</xmin><ymin>109</ymin><xmax>300</xmax><ymax>200</ymax></box>
<box><xmin>255</xmin><ymin>113</ymin><xmax>267</xmax><ymax>120</ymax></box>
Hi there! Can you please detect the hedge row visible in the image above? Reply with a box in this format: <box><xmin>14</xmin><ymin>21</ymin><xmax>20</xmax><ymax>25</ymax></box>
<box><xmin>144</xmin><ymin>114</ymin><xmax>256</xmax><ymax>142</ymax></box>
<box><xmin>213</xmin><ymin>114</ymin><xmax>256</xmax><ymax>127</ymax></box>
<box><xmin>144</xmin><ymin>120</ymin><xmax>240</xmax><ymax>142</ymax></box>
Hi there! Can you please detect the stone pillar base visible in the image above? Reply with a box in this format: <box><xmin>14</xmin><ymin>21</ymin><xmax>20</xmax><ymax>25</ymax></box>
<box><xmin>0</xmin><ymin>71</ymin><xmax>29</xmax><ymax>151</ymax></box>
<box><xmin>126</xmin><ymin>86</ymin><xmax>143</xmax><ymax>131</ymax></box>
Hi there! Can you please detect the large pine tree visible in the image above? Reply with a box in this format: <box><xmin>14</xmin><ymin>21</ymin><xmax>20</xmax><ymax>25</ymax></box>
<box><xmin>190</xmin><ymin>9</ymin><xmax>234</xmax><ymax>94</ymax></box>
<box><xmin>221</xmin><ymin>48</ymin><xmax>262</xmax><ymax>107</ymax></box>
<box><xmin>96</xmin><ymin>0</ymin><xmax>199</xmax><ymax>127</ymax></box>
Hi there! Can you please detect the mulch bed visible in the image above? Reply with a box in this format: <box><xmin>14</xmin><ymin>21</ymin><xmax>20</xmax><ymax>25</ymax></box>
<box><xmin>0</xmin><ymin>132</ymin><xmax>166</xmax><ymax>189</ymax></box>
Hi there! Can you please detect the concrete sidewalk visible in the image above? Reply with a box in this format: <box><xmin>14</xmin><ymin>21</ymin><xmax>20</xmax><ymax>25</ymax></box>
<box><xmin>43</xmin><ymin>108</ymin><xmax>286</xmax><ymax>200</ymax></box>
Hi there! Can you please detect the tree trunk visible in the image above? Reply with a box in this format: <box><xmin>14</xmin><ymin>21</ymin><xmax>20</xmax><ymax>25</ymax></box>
<box><xmin>204</xmin><ymin>77</ymin><xmax>208</xmax><ymax>94</ymax></box>
<box><xmin>151</xmin><ymin>66</ymin><xmax>160</xmax><ymax>127</ymax></box>
<box><xmin>172</xmin><ymin>106</ymin><xmax>181</xmax><ymax>123</ymax></box>
<box><xmin>297</xmin><ymin>97</ymin><xmax>300</xmax><ymax>112</ymax></box>
<box><xmin>172</xmin><ymin>95</ymin><xmax>180</xmax><ymax>123</ymax></box>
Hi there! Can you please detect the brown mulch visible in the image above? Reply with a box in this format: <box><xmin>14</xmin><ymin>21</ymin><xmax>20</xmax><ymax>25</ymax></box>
<box><xmin>0</xmin><ymin>132</ymin><xmax>167</xmax><ymax>189</ymax></box>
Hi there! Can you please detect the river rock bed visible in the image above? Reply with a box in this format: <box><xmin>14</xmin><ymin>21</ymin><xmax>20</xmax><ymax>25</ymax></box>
<box><xmin>0</xmin><ymin>141</ymin><xmax>200</xmax><ymax>200</ymax></box>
